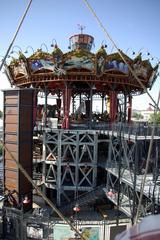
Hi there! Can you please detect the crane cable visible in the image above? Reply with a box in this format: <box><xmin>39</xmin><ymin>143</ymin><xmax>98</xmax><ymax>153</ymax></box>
<box><xmin>82</xmin><ymin>0</ymin><xmax>160</xmax><ymax>111</ymax></box>
<box><xmin>82</xmin><ymin>0</ymin><xmax>160</xmax><ymax>223</ymax></box>
<box><xmin>0</xmin><ymin>139</ymin><xmax>85</xmax><ymax>240</ymax></box>
<box><xmin>0</xmin><ymin>0</ymin><xmax>33</xmax><ymax>72</ymax></box>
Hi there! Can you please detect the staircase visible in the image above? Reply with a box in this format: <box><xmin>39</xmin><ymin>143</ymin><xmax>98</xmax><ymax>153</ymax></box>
<box><xmin>60</xmin><ymin>184</ymin><xmax>106</xmax><ymax>214</ymax></box>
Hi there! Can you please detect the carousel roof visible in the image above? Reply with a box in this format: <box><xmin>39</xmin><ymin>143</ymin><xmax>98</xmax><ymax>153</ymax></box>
<box><xmin>6</xmin><ymin>33</ymin><xmax>159</xmax><ymax>95</ymax></box>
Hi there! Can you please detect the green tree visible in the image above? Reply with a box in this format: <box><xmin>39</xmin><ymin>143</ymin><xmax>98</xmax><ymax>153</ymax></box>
<box><xmin>132</xmin><ymin>112</ymin><xmax>143</xmax><ymax>120</ymax></box>
<box><xmin>0</xmin><ymin>110</ymin><xmax>2</xmax><ymax>119</ymax></box>
<box><xmin>149</xmin><ymin>112</ymin><xmax>160</xmax><ymax>124</ymax></box>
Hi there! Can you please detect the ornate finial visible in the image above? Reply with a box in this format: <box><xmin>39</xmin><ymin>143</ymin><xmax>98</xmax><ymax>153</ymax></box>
<box><xmin>77</xmin><ymin>24</ymin><xmax>86</xmax><ymax>34</ymax></box>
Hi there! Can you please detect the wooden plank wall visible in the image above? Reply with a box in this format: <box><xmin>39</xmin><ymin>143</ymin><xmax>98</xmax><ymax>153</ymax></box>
<box><xmin>3</xmin><ymin>89</ymin><xmax>33</xmax><ymax>210</ymax></box>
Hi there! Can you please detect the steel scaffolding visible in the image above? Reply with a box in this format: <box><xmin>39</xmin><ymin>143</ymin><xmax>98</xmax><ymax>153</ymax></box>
<box><xmin>33</xmin><ymin>122</ymin><xmax>160</xmax><ymax>223</ymax></box>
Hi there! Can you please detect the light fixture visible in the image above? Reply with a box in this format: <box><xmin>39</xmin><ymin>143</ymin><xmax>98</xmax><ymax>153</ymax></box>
<box><xmin>11</xmin><ymin>45</ymin><xmax>22</xmax><ymax>52</ymax></box>
<box><xmin>126</xmin><ymin>48</ymin><xmax>135</xmax><ymax>55</ymax></box>
<box><xmin>51</xmin><ymin>38</ymin><xmax>57</xmax><ymax>48</ymax></box>
<box><xmin>24</xmin><ymin>45</ymin><xmax>34</xmax><ymax>54</ymax></box>
<box><xmin>101</xmin><ymin>41</ymin><xmax>107</xmax><ymax>48</ymax></box>
<box><xmin>40</xmin><ymin>43</ymin><xmax>48</xmax><ymax>52</ymax></box>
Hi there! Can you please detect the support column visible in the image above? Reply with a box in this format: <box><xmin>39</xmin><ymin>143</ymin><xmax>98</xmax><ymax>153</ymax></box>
<box><xmin>85</xmin><ymin>99</ymin><xmax>90</xmax><ymax>118</ymax></box>
<box><xmin>44</xmin><ymin>87</ymin><xmax>48</xmax><ymax>128</ymax></box>
<box><xmin>124</xmin><ymin>93</ymin><xmax>127</xmax><ymax>123</ymax></box>
<box><xmin>93</xmin><ymin>133</ymin><xmax>98</xmax><ymax>187</ymax></box>
<box><xmin>79</xmin><ymin>93</ymin><xmax>82</xmax><ymax>106</ymax></box>
<box><xmin>42</xmin><ymin>132</ymin><xmax>47</xmax><ymax>196</ymax></box>
<box><xmin>42</xmin><ymin>88</ymin><xmax>48</xmax><ymax>196</ymax></box>
<box><xmin>56</xmin><ymin>96</ymin><xmax>61</xmax><ymax>120</ymax></box>
<box><xmin>89</xmin><ymin>86</ymin><xmax>93</xmax><ymax>129</ymax></box>
<box><xmin>72</xmin><ymin>94</ymin><xmax>75</xmax><ymax>114</ymax></box>
<box><xmin>33</xmin><ymin>92</ymin><xmax>38</xmax><ymax>126</ymax></box>
<box><xmin>101</xmin><ymin>95</ymin><xmax>104</xmax><ymax>114</ymax></box>
<box><xmin>109</xmin><ymin>91</ymin><xmax>118</xmax><ymax>122</ymax></box>
<box><xmin>132</xmin><ymin>137</ymin><xmax>139</xmax><ymax>224</ymax></box>
<box><xmin>57</xmin><ymin>131</ymin><xmax>62</xmax><ymax>206</ymax></box>
<box><xmin>128</xmin><ymin>95</ymin><xmax>132</xmax><ymax>123</ymax></box>
<box><xmin>75</xmin><ymin>131</ymin><xmax>79</xmax><ymax>198</ymax></box>
<box><xmin>62</xmin><ymin>84</ymin><xmax>72</xmax><ymax>129</ymax></box>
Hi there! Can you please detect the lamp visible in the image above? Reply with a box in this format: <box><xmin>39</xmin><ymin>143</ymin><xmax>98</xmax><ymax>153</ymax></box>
<box><xmin>11</xmin><ymin>45</ymin><xmax>22</xmax><ymax>52</ymax></box>
<box><xmin>24</xmin><ymin>45</ymin><xmax>34</xmax><ymax>54</ymax></box>
<box><xmin>40</xmin><ymin>43</ymin><xmax>48</xmax><ymax>52</ymax></box>
<box><xmin>126</xmin><ymin>48</ymin><xmax>135</xmax><ymax>55</ymax></box>
<box><xmin>51</xmin><ymin>38</ymin><xmax>57</xmax><ymax>48</ymax></box>
<box><xmin>101</xmin><ymin>40</ymin><xmax>107</xmax><ymax>48</ymax></box>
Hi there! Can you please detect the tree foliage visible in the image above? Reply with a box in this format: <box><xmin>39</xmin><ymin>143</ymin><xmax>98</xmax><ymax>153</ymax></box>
<box><xmin>149</xmin><ymin>112</ymin><xmax>160</xmax><ymax>124</ymax></box>
<box><xmin>132</xmin><ymin>112</ymin><xmax>143</xmax><ymax>120</ymax></box>
<box><xmin>0</xmin><ymin>111</ymin><xmax>2</xmax><ymax>119</ymax></box>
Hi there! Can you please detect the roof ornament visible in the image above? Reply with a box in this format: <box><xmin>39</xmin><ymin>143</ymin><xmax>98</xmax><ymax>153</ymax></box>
<box><xmin>77</xmin><ymin>24</ymin><xmax>86</xmax><ymax>34</ymax></box>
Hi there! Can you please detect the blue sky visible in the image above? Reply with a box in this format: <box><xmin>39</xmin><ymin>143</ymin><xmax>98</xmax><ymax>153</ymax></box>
<box><xmin>0</xmin><ymin>0</ymin><xmax>160</xmax><ymax>110</ymax></box>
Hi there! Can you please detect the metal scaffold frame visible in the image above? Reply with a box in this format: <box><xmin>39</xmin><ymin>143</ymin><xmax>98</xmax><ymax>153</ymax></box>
<box><xmin>41</xmin><ymin>130</ymin><xmax>98</xmax><ymax>206</ymax></box>
<box><xmin>32</xmin><ymin>122</ymin><xmax>160</xmax><ymax>224</ymax></box>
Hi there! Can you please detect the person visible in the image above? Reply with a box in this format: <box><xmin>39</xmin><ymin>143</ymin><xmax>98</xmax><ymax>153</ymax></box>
<box><xmin>107</xmin><ymin>189</ymin><xmax>117</xmax><ymax>199</ymax></box>
<box><xmin>115</xmin><ymin>214</ymin><xmax>160</xmax><ymax>240</ymax></box>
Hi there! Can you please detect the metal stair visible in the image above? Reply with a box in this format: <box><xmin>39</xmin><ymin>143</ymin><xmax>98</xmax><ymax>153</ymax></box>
<box><xmin>60</xmin><ymin>184</ymin><xmax>106</xmax><ymax>213</ymax></box>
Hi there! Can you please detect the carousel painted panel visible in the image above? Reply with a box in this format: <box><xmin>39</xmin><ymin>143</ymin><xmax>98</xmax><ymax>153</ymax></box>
<box><xmin>30</xmin><ymin>59</ymin><xmax>66</xmax><ymax>75</ymax></box>
<box><xmin>12</xmin><ymin>61</ymin><xmax>29</xmax><ymax>78</ymax></box>
<box><xmin>63</xmin><ymin>55</ymin><xmax>95</xmax><ymax>72</ymax></box>
<box><xmin>105</xmin><ymin>60</ymin><xmax>129</xmax><ymax>74</ymax></box>
<box><xmin>30</xmin><ymin>59</ymin><xmax>55</xmax><ymax>72</ymax></box>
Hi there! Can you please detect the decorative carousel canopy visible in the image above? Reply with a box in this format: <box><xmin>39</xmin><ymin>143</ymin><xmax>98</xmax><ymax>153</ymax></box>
<box><xmin>6</xmin><ymin>33</ymin><xmax>159</xmax><ymax>94</ymax></box>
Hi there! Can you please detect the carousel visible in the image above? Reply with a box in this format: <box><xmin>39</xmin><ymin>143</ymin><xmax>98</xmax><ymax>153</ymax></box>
<box><xmin>6</xmin><ymin>31</ymin><xmax>158</xmax><ymax>129</ymax></box>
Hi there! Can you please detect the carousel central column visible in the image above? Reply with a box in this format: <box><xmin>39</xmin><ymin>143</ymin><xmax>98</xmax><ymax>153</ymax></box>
<box><xmin>109</xmin><ymin>91</ymin><xmax>118</xmax><ymax>122</ymax></box>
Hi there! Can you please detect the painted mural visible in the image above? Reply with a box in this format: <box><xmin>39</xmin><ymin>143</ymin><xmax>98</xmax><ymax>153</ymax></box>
<box><xmin>30</xmin><ymin>59</ymin><xmax>55</xmax><ymax>72</ymax></box>
<box><xmin>133</xmin><ymin>62</ymin><xmax>148</xmax><ymax>78</ymax></box>
<box><xmin>105</xmin><ymin>60</ymin><xmax>129</xmax><ymax>74</ymax></box>
<box><xmin>63</xmin><ymin>55</ymin><xmax>94</xmax><ymax>71</ymax></box>
<box><xmin>54</xmin><ymin>225</ymin><xmax>100</xmax><ymax>240</ymax></box>
<box><xmin>30</xmin><ymin>59</ymin><xmax>66</xmax><ymax>75</ymax></box>
<box><xmin>13</xmin><ymin>61</ymin><xmax>28</xmax><ymax>78</ymax></box>
<box><xmin>96</xmin><ymin>55</ymin><xmax>106</xmax><ymax>76</ymax></box>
